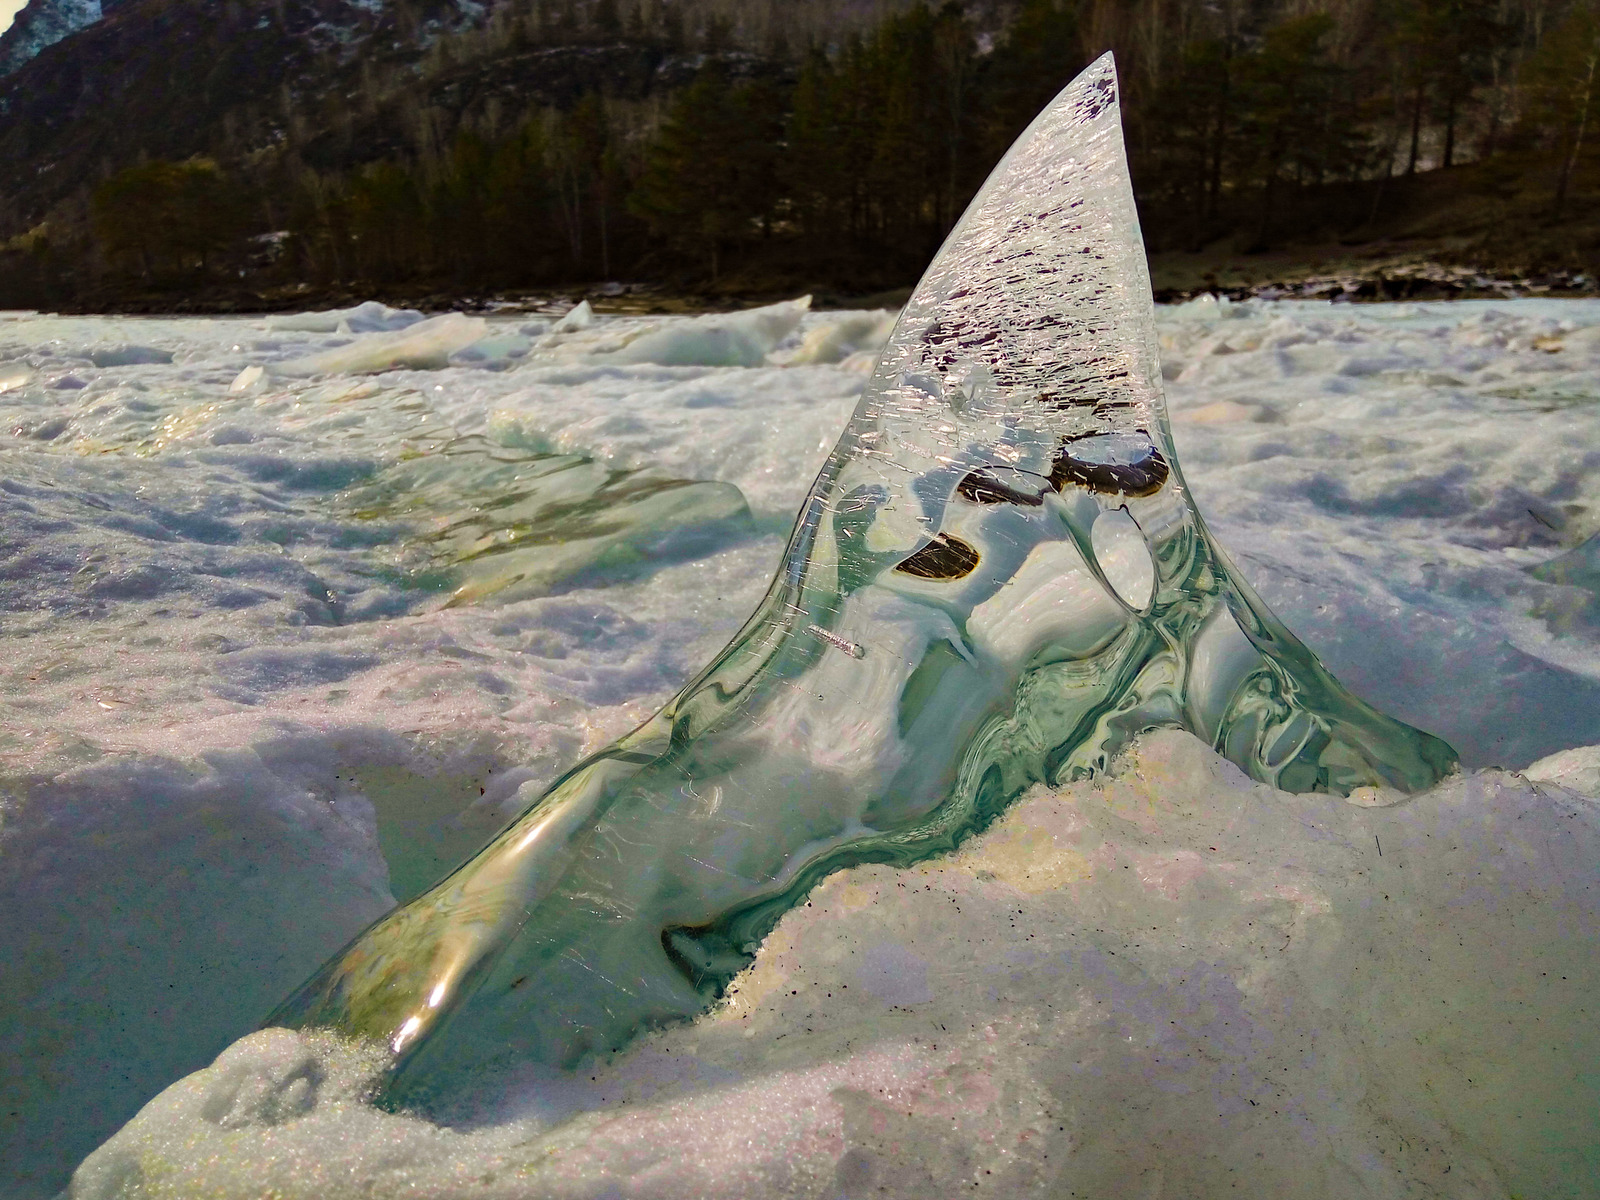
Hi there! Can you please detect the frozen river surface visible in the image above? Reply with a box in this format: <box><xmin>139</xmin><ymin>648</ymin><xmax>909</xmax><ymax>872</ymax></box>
<box><xmin>2</xmin><ymin>298</ymin><xmax>1598</xmax><ymax>1197</ymax></box>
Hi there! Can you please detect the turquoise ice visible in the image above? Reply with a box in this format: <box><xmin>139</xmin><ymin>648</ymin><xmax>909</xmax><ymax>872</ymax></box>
<box><xmin>272</xmin><ymin>54</ymin><xmax>1455</xmax><ymax>1109</ymax></box>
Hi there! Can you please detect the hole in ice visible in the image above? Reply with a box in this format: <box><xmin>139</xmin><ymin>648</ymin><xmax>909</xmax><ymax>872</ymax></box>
<box><xmin>955</xmin><ymin>467</ymin><xmax>1048</xmax><ymax>507</ymax></box>
<box><xmin>1090</xmin><ymin>508</ymin><xmax>1156</xmax><ymax>611</ymax></box>
<box><xmin>894</xmin><ymin>533</ymin><xmax>981</xmax><ymax>581</ymax></box>
<box><xmin>1050</xmin><ymin>431</ymin><xmax>1169</xmax><ymax>497</ymax></box>
<box><xmin>1264</xmin><ymin>710</ymin><xmax>1319</xmax><ymax>769</ymax></box>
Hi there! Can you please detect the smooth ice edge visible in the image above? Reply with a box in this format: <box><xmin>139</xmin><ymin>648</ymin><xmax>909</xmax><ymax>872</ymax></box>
<box><xmin>71</xmin><ymin>732</ymin><xmax>1600</xmax><ymax>1200</ymax></box>
<box><xmin>268</xmin><ymin>54</ymin><xmax>1456</xmax><ymax>1109</ymax></box>
<box><xmin>1089</xmin><ymin>508</ymin><xmax>1156</xmax><ymax>610</ymax></box>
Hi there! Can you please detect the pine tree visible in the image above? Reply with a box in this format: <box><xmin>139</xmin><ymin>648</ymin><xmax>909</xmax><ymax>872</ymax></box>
<box><xmin>593</xmin><ymin>0</ymin><xmax>622</xmax><ymax>37</ymax></box>
<box><xmin>1524</xmin><ymin>2</ymin><xmax>1600</xmax><ymax>216</ymax></box>
<box><xmin>628</xmin><ymin>65</ymin><xmax>783</xmax><ymax>278</ymax></box>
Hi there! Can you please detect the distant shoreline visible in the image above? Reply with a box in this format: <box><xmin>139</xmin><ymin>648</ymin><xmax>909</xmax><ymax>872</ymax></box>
<box><xmin>33</xmin><ymin>264</ymin><xmax>1599</xmax><ymax>320</ymax></box>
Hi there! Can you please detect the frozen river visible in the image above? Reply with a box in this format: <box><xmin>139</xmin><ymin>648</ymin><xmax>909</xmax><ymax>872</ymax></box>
<box><xmin>3</xmin><ymin>297</ymin><xmax>1598</xmax><ymax>1197</ymax></box>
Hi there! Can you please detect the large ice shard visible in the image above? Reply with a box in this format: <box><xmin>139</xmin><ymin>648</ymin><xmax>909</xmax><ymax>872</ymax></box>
<box><xmin>270</xmin><ymin>55</ymin><xmax>1456</xmax><ymax>1110</ymax></box>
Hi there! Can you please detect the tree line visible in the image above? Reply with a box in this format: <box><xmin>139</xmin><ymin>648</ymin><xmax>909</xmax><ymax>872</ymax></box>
<box><xmin>9</xmin><ymin>0</ymin><xmax>1599</xmax><ymax>303</ymax></box>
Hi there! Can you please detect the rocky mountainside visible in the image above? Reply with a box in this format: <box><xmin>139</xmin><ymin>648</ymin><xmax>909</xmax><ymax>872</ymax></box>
<box><xmin>0</xmin><ymin>0</ymin><xmax>857</xmax><ymax>236</ymax></box>
<box><xmin>1</xmin><ymin>0</ymin><xmax>395</xmax><ymax>227</ymax></box>
<box><xmin>0</xmin><ymin>0</ymin><xmax>104</xmax><ymax>78</ymax></box>
<box><xmin>1</xmin><ymin>0</ymin><xmax>1593</xmax><ymax>310</ymax></box>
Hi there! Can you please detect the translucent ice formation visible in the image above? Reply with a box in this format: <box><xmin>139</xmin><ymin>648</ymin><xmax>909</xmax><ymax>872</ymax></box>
<box><xmin>266</xmin><ymin>300</ymin><xmax>426</xmax><ymax>334</ymax></box>
<box><xmin>779</xmin><ymin>308</ymin><xmax>898</xmax><ymax>366</ymax></box>
<box><xmin>547</xmin><ymin>299</ymin><xmax>596</xmax><ymax>336</ymax></box>
<box><xmin>0</xmin><ymin>362</ymin><xmax>31</xmax><ymax>392</ymax></box>
<box><xmin>272</xmin><ymin>55</ymin><xmax>1455</xmax><ymax>1109</ymax></box>
<box><xmin>526</xmin><ymin>297</ymin><xmax>816</xmax><ymax>368</ymax></box>
<box><xmin>274</xmin><ymin>314</ymin><xmax>488</xmax><ymax>376</ymax></box>
<box><xmin>599</xmin><ymin>296</ymin><xmax>811</xmax><ymax>367</ymax></box>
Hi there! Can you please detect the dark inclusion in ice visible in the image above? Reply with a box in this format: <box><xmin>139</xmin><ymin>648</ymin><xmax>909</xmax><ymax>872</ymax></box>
<box><xmin>896</xmin><ymin>533</ymin><xmax>982</xmax><ymax>581</ymax></box>
<box><xmin>271</xmin><ymin>54</ymin><xmax>1457</xmax><ymax>1110</ymax></box>
<box><xmin>1051</xmin><ymin>432</ymin><xmax>1170</xmax><ymax>497</ymax></box>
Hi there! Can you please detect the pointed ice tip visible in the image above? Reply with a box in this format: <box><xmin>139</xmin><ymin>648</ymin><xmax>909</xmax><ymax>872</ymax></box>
<box><xmin>863</xmin><ymin>44</ymin><xmax>1161</xmax><ymax>498</ymax></box>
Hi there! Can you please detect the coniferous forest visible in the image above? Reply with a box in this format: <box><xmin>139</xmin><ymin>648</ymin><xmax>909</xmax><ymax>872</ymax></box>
<box><xmin>0</xmin><ymin>0</ymin><xmax>1596</xmax><ymax>309</ymax></box>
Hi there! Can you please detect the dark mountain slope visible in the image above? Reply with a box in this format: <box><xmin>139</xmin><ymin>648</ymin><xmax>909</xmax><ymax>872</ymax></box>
<box><xmin>0</xmin><ymin>0</ymin><xmax>105</xmax><ymax>79</ymax></box>
<box><xmin>0</xmin><ymin>0</ymin><xmax>891</xmax><ymax>235</ymax></box>
<box><xmin>0</xmin><ymin>0</ymin><xmax>399</xmax><ymax>226</ymax></box>
<box><xmin>1</xmin><ymin>0</ymin><xmax>1594</xmax><ymax>309</ymax></box>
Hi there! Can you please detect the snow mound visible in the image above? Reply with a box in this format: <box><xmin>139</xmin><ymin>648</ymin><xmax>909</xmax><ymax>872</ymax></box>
<box><xmin>547</xmin><ymin>300</ymin><xmax>596</xmax><ymax>336</ymax></box>
<box><xmin>85</xmin><ymin>345</ymin><xmax>174</xmax><ymax>368</ymax></box>
<box><xmin>0</xmin><ymin>362</ymin><xmax>32</xmax><ymax>392</ymax></box>
<box><xmin>781</xmin><ymin>309</ymin><xmax>897</xmax><ymax>366</ymax></box>
<box><xmin>273</xmin><ymin>314</ymin><xmax>489</xmax><ymax>376</ymax></box>
<box><xmin>1526</xmin><ymin>743</ymin><xmax>1600</xmax><ymax>796</ymax></box>
<box><xmin>601</xmin><ymin>297</ymin><xmax>812</xmax><ymax>368</ymax></box>
<box><xmin>266</xmin><ymin>301</ymin><xmax>426</xmax><ymax>335</ymax></box>
<box><xmin>68</xmin><ymin>732</ymin><xmax>1600</xmax><ymax>1200</ymax></box>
